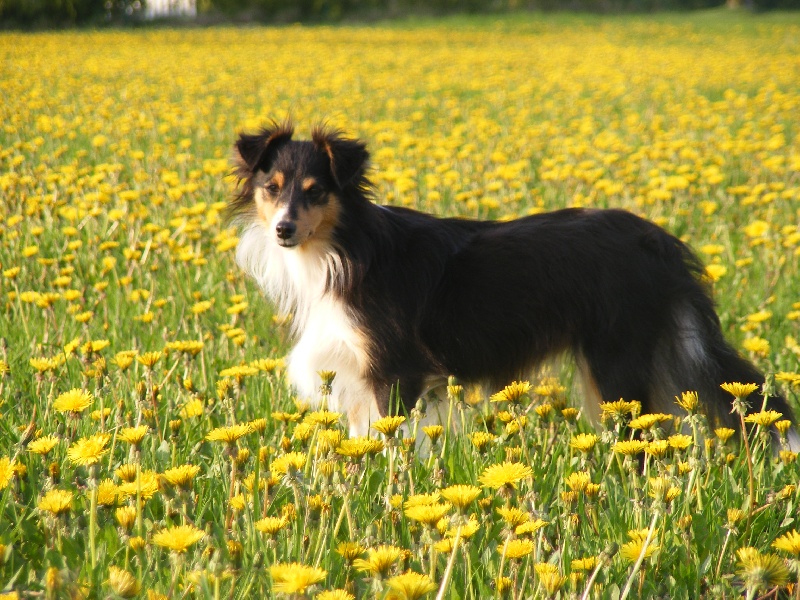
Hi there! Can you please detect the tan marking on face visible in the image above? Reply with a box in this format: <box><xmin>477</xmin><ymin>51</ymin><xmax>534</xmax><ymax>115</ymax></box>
<box><xmin>302</xmin><ymin>177</ymin><xmax>318</xmax><ymax>192</ymax></box>
<box><xmin>271</xmin><ymin>171</ymin><xmax>285</xmax><ymax>188</ymax></box>
<box><xmin>294</xmin><ymin>194</ymin><xmax>341</xmax><ymax>249</ymax></box>
<box><xmin>252</xmin><ymin>172</ymin><xmax>280</xmax><ymax>227</ymax></box>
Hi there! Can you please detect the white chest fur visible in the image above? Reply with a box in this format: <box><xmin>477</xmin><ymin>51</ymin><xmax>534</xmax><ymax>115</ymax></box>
<box><xmin>236</xmin><ymin>224</ymin><xmax>379</xmax><ymax>436</ymax></box>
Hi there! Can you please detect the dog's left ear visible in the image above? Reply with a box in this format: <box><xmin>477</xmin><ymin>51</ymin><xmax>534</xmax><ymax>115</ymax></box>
<box><xmin>312</xmin><ymin>127</ymin><xmax>370</xmax><ymax>190</ymax></box>
<box><xmin>234</xmin><ymin>122</ymin><xmax>294</xmax><ymax>173</ymax></box>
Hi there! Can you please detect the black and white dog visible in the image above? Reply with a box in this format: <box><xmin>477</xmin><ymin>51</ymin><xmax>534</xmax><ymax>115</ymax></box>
<box><xmin>228</xmin><ymin>122</ymin><xmax>794</xmax><ymax>439</ymax></box>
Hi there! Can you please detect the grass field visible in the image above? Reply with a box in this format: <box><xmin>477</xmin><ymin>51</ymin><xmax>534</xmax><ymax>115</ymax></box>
<box><xmin>1</xmin><ymin>11</ymin><xmax>800</xmax><ymax>599</ymax></box>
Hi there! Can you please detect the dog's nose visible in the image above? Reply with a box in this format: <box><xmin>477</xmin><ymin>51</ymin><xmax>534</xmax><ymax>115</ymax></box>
<box><xmin>275</xmin><ymin>221</ymin><xmax>296</xmax><ymax>240</ymax></box>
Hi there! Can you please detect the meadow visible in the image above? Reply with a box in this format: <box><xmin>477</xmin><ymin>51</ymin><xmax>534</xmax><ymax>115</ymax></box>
<box><xmin>1</xmin><ymin>11</ymin><xmax>800</xmax><ymax>599</ymax></box>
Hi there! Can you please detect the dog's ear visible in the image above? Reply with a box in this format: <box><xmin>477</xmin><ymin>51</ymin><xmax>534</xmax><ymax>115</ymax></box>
<box><xmin>234</xmin><ymin>122</ymin><xmax>294</xmax><ymax>173</ymax></box>
<box><xmin>312</xmin><ymin>127</ymin><xmax>370</xmax><ymax>190</ymax></box>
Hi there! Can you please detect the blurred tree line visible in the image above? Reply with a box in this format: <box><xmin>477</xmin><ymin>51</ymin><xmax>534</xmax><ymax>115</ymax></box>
<box><xmin>0</xmin><ymin>0</ymin><xmax>142</xmax><ymax>26</ymax></box>
<box><xmin>0</xmin><ymin>0</ymin><xmax>797</xmax><ymax>28</ymax></box>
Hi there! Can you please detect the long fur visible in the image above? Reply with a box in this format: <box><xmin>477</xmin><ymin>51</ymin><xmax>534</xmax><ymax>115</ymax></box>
<box><xmin>229</xmin><ymin>122</ymin><xmax>796</xmax><ymax>442</ymax></box>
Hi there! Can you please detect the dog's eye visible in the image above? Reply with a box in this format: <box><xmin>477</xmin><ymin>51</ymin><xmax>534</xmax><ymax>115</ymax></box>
<box><xmin>265</xmin><ymin>183</ymin><xmax>280</xmax><ymax>195</ymax></box>
<box><xmin>306</xmin><ymin>185</ymin><xmax>323</xmax><ymax>196</ymax></box>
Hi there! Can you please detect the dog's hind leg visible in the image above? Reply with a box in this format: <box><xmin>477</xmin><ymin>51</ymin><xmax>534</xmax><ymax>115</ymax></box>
<box><xmin>580</xmin><ymin>337</ymin><xmax>660</xmax><ymax>414</ymax></box>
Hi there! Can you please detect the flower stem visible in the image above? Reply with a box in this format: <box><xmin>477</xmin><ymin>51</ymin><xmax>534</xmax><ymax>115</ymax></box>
<box><xmin>435</xmin><ymin>525</ymin><xmax>463</xmax><ymax>600</ymax></box>
<box><xmin>620</xmin><ymin>510</ymin><xmax>660</xmax><ymax>600</ymax></box>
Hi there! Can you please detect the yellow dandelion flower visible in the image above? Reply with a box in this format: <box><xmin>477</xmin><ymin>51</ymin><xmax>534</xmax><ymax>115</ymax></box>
<box><xmin>250</xmin><ymin>357</ymin><xmax>284</xmax><ymax>372</ymax></box>
<box><xmin>440</xmin><ymin>484</ymin><xmax>481</xmax><ymax>510</ymax></box>
<box><xmin>371</xmin><ymin>415</ymin><xmax>406</xmax><ymax>437</ymax></box>
<box><xmin>600</xmin><ymin>399</ymin><xmax>640</xmax><ymax>418</ymax></box>
<box><xmin>569</xmin><ymin>433</ymin><xmax>598</xmax><ymax>453</ymax></box>
<box><xmin>645</xmin><ymin>440</ymin><xmax>670</xmax><ymax>458</ymax></box>
<box><xmin>27</xmin><ymin>435</ymin><xmax>59</xmax><ymax>456</ymax></box>
<box><xmin>515</xmin><ymin>518</ymin><xmax>549</xmax><ymax>536</ymax></box>
<box><xmin>81</xmin><ymin>339</ymin><xmax>110</xmax><ymax>355</ymax></box>
<box><xmin>571</xmin><ymin>556</ymin><xmax>598</xmax><ymax>571</ymax></box>
<box><xmin>191</xmin><ymin>300</ymin><xmax>213</xmax><ymax>314</ymax></box>
<box><xmin>352</xmin><ymin>545</ymin><xmax>406</xmax><ymax>578</ymax></box>
<box><xmin>67</xmin><ymin>433</ymin><xmax>111</xmax><ymax>466</ymax></box>
<box><xmin>336</xmin><ymin>541</ymin><xmax>365</xmax><ymax>563</ymax></box>
<box><xmin>478</xmin><ymin>461</ymin><xmax>532</xmax><ymax>490</ymax></box>
<box><xmin>742</xmin><ymin>337</ymin><xmax>770</xmax><ymax>357</ymax></box>
<box><xmin>161</xmin><ymin>464</ymin><xmax>200</xmax><ymax>490</ymax></box>
<box><xmin>118</xmin><ymin>425</ymin><xmax>149</xmax><ymax>445</ymax></box>
<box><xmin>705</xmin><ymin>264</ymin><xmax>727</xmax><ymax>282</ymax></box>
<box><xmin>53</xmin><ymin>388</ymin><xmax>92</xmax><ymax>414</ymax></box>
<box><xmin>562</xmin><ymin>407</ymin><xmax>580</xmax><ymax>421</ymax></box>
<box><xmin>315</xmin><ymin>429</ymin><xmax>343</xmax><ymax>454</ymax></box>
<box><xmin>772</xmin><ymin>530</ymin><xmax>800</xmax><ymax>556</ymax></box>
<box><xmin>336</xmin><ymin>437</ymin><xmax>385</xmax><ymax>459</ymax></box>
<box><xmin>96</xmin><ymin>479</ymin><xmax>119</xmax><ymax>507</ymax></box>
<box><xmin>136</xmin><ymin>351</ymin><xmax>162</xmax><ymax>368</ymax></box>
<box><xmin>490</xmin><ymin>380</ymin><xmax>531</xmax><ymax>403</ymax></box>
<box><xmin>444</xmin><ymin>516</ymin><xmax>480</xmax><ymax>540</ymax></box>
<box><xmin>611</xmin><ymin>440</ymin><xmax>648</xmax><ymax>456</ymax></box>
<box><xmin>269</xmin><ymin>562</ymin><xmax>326</xmax><ymax>595</ymax></box>
<box><xmin>404</xmin><ymin>493</ymin><xmax>441</xmax><ymax>509</ymax></box>
<box><xmin>564</xmin><ymin>471</ymin><xmax>592</xmax><ymax>492</ymax></box>
<box><xmin>117</xmin><ymin>470</ymin><xmax>160</xmax><ymax>500</ymax></box>
<box><xmin>37</xmin><ymin>488</ymin><xmax>73</xmax><ymax>516</ymax></box>
<box><xmin>720</xmin><ymin>382</ymin><xmax>759</xmax><ymax>400</ymax></box>
<box><xmin>648</xmin><ymin>476</ymin><xmax>681</xmax><ymax>503</ymax></box>
<box><xmin>715</xmin><ymin>427</ymin><xmax>736</xmax><ymax>443</ymax></box>
<box><xmin>422</xmin><ymin>424</ymin><xmax>444</xmax><ymax>443</ymax></box>
<box><xmin>468</xmin><ymin>431</ymin><xmax>494</xmax><ymax>452</ymax></box>
<box><xmin>0</xmin><ymin>458</ymin><xmax>15</xmax><ymax>490</ymax></box>
<box><xmin>180</xmin><ymin>398</ymin><xmax>204</xmax><ymax>418</ymax></box>
<box><xmin>255</xmin><ymin>516</ymin><xmax>288</xmax><ymax>536</ymax></box>
<box><xmin>205</xmin><ymin>423</ymin><xmax>252</xmax><ymax>444</ymax></box>
<box><xmin>668</xmin><ymin>434</ymin><xmax>693</xmax><ymax>450</ymax></box>
<box><xmin>385</xmin><ymin>571</ymin><xmax>437</xmax><ymax>600</ymax></box>
<box><xmin>496</xmin><ymin>506</ymin><xmax>530</xmax><ymax>527</ymax></box>
<box><xmin>30</xmin><ymin>356</ymin><xmax>62</xmax><ymax>373</ymax></box>
<box><xmin>106</xmin><ymin>566</ymin><xmax>140</xmax><ymax>598</ymax></box>
<box><xmin>675</xmin><ymin>391</ymin><xmax>699</xmax><ymax>412</ymax></box>
<box><xmin>271</xmin><ymin>452</ymin><xmax>307</xmax><ymax>476</ymax></box>
<box><xmin>619</xmin><ymin>537</ymin><xmax>659</xmax><ymax>563</ymax></box>
<box><xmin>152</xmin><ymin>524</ymin><xmax>205</xmax><ymax>554</ymax></box>
<box><xmin>404</xmin><ymin>502</ymin><xmax>451</xmax><ymax>526</ymax></box>
<box><xmin>316</xmin><ymin>590</ymin><xmax>354</xmax><ymax>600</ymax></box>
<box><xmin>305</xmin><ymin>410</ymin><xmax>343</xmax><ymax>428</ymax></box>
<box><xmin>219</xmin><ymin>365</ymin><xmax>259</xmax><ymax>380</ymax></box>
<box><xmin>116</xmin><ymin>464</ymin><xmax>138</xmax><ymax>483</ymax></box>
<box><xmin>736</xmin><ymin>547</ymin><xmax>790</xmax><ymax>593</ymax></box>
<box><xmin>535</xmin><ymin>563</ymin><xmax>566</xmax><ymax>595</ymax></box>
<box><xmin>115</xmin><ymin>505</ymin><xmax>137</xmax><ymax>531</ymax></box>
<box><xmin>629</xmin><ymin>413</ymin><xmax>671</xmax><ymax>431</ymax></box>
<box><xmin>165</xmin><ymin>340</ymin><xmax>204</xmax><ymax>356</ymax></box>
<box><xmin>111</xmin><ymin>351</ymin><xmax>137</xmax><ymax>371</ymax></box>
<box><xmin>495</xmin><ymin>577</ymin><xmax>512</xmax><ymax>594</ymax></box>
<box><xmin>498</xmin><ymin>538</ymin><xmax>534</xmax><ymax>559</ymax></box>
<box><xmin>744</xmin><ymin>410</ymin><xmax>783</xmax><ymax>427</ymax></box>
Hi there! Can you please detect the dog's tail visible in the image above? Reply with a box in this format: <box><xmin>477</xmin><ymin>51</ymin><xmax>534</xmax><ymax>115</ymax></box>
<box><xmin>653</xmin><ymin>254</ymin><xmax>798</xmax><ymax>448</ymax></box>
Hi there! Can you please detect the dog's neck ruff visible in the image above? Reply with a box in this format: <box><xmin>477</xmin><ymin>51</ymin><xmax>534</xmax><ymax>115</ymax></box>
<box><xmin>236</xmin><ymin>223</ymin><xmax>346</xmax><ymax>333</ymax></box>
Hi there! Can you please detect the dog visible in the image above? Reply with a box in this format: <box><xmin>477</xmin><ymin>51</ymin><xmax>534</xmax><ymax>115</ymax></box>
<box><xmin>227</xmin><ymin>121</ymin><xmax>795</xmax><ymax>440</ymax></box>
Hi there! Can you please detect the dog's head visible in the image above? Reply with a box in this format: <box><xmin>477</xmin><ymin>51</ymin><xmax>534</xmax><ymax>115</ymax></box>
<box><xmin>230</xmin><ymin>122</ymin><xmax>369</xmax><ymax>249</ymax></box>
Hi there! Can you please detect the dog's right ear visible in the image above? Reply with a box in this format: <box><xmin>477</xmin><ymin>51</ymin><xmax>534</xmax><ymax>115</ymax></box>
<box><xmin>234</xmin><ymin>122</ymin><xmax>294</xmax><ymax>173</ymax></box>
